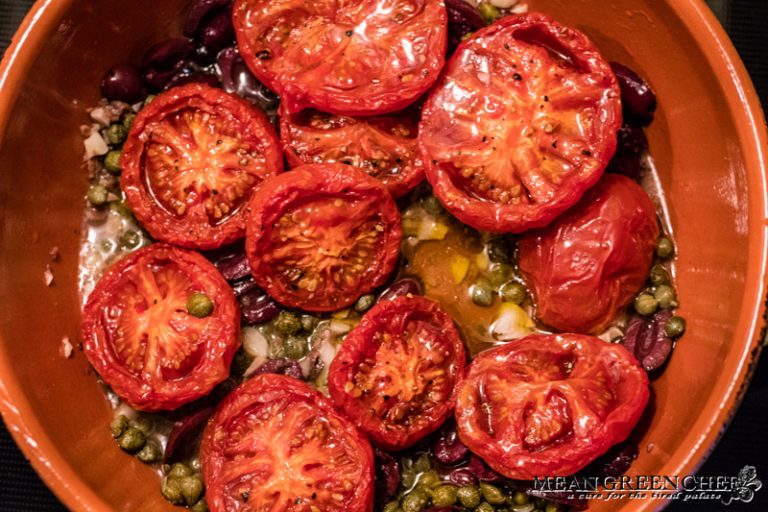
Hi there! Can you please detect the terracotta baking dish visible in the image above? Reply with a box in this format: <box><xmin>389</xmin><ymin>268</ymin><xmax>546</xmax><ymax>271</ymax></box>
<box><xmin>0</xmin><ymin>0</ymin><xmax>765</xmax><ymax>510</ymax></box>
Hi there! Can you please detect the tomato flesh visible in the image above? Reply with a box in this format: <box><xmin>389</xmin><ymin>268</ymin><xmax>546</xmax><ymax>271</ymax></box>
<box><xmin>455</xmin><ymin>333</ymin><xmax>649</xmax><ymax>480</ymax></box>
<box><xmin>329</xmin><ymin>296</ymin><xmax>466</xmax><ymax>450</ymax></box>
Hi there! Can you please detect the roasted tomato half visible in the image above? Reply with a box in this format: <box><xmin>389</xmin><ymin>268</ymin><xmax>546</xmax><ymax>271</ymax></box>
<box><xmin>232</xmin><ymin>0</ymin><xmax>447</xmax><ymax>115</ymax></box>
<box><xmin>280</xmin><ymin>106</ymin><xmax>425</xmax><ymax>197</ymax></box>
<box><xmin>328</xmin><ymin>296</ymin><xmax>466</xmax><ymax>450</ymax></box>
<box><xmin>419</xmin><ymin>13</ymin><xmax>622</xmax><ymax>233</ymax></box>
<box><xmin>201</xmin><ymin>374</ymin><xmax>374</xmax><ymax>512</ymax></box>
<box><xmin>121</xmin><ymin>83</ymin><xmax>283</xmax><ymax>250</ymax></box>
<box><xmin>455</xmin><ymin>333</ymin><xmax>649</xmax><ymax>480</ymax></box>
<box><xmin>82</xmin><ymin>244</ymin><xmax>240</xmax><ymax>411</ymax></box>
<box><xmin>519</xmin><ymin>174</ymin><xmax>659</xmax><ymax>334</ymax></box>
<box><xmin>245</xmin><ymin>163</ymin><xmax>402</xmax><ymax>312</ymax></box>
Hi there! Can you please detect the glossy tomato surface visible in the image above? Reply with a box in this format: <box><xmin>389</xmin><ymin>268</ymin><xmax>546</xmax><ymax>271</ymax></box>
<box><xmin>82</xmin><ymin>244</ymin><xmax>240</xmax><ymax>411</ymax></box>
<box><xmin>280</xmin><ymin>106</ymin><xmax>425</xmax><ymax>197</ymax></box>
<box><xmin>201</xmin><ymin>374</ymin><xmax>374</xmax><ymax>512</ymax></box>
<box><xmin>121</xmin><ymin>83</ymin><xmax>283</xmax><ymax>250</ymax></box>
<box><xmin>455</xmin><ymin>333</ymin><xmax>649</xmax><ymax>480</ymax></box>
<box><xmin>519</xmin><ymin>173</ymin><xmax>659</xmax><ymax>334</ymax></box>
<box><xmin>328</xmin><ymin>296</ymin><xmax>466</xmax><ymax>450</ymax></box>
<box><xmin>245</xmin><ymin>163</ymin><xmax>402</xmax><ymax>312</ymax></box>
<box><xmin>419</xmin><ymin>13</ymin><xmax>622</xmax><ymax>233</ymax></box>
<box><xmin>232</xmin><ymin>0</ymin><xmax>447</xmax><ymax>115</ymax></box>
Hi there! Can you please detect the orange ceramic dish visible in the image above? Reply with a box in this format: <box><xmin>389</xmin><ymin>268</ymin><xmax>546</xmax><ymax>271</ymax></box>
<box><xmin>0</xmin><ymin>1</ymin><xmax>766</xmax><ymax>511</ymax></box>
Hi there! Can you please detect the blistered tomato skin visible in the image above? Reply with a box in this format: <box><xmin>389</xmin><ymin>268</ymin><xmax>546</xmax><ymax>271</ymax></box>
<box><xmin>201</xmin><ymin>374</ymin><xmax>374</xmax><ymax>512</ymax></box>
<box><xmin>454</xmin><ymin>333</ymin><xmax>649</xmax><ymax>480</ymax></box>
<box><xmin>419</xmin><ymin>13</ymin><xmax>622</xmax><ymax>233</ymax></box>
<box><xmin>328</xmin><ymin>296</ymin><xmax>466</xmax><ymax>450</ymax></box>
<box><xmin>121</xmin><ymin>83</ymin><xmax>283</xmax><ymax>250</ymax></box>
<box><xmin>232</xmin><ymin>0</ymin><xmax>447</xmax><ymax>115</ymax></box>
<box><xmin>81</xmin><ymin>244</ymin><xmax>240</xmax><ymax>412</ymax></box>
<box><xmin>245</xmin><ymin>163</ymin><xmax>402</xmax><ymax>312</ymax></box>
<box><xmin>519</xmin><ymin>174</ymin><xmax>659</xmax><ymax>334</ymax></box>
<box><xmin>280</xmin><ymin>105</ymin><xmax>425</xmax><ymax>197</ymax></box>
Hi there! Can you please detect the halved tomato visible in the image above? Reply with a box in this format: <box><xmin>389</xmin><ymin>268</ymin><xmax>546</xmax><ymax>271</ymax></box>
<box><xmin>232</xmin><ymin>0</ymin><xmax>447</xmax><ymax>115</ymax></box>
<box><xmin>455</xmin><ymin>333</ymin><xmax>649</xmax><ymax>480</ymax></box>
<box><xmin>419</xmin><ymin>13</ymin><xmax>622</xmax><ymax>233</ymax></box>
<box><xmin>121</xmin><ymin>83</ymin><xmax>283</xmax><ymax>250</ymax></box>
<box><xmin>245</xmin><ymin>163</ymin><xmax>402</xmax><ymax>312</ymax></box>
<box><xmin>519</xmin><ymin>174</ymin><xmax>660</xmax><ymax>334</ymax></box>
<box><xmin>328</xmin><ymin>296</ymin><xmax>466</xmax><ymax>450</ymax></box>
<box><xmin>201</xmin><ymin>374</ymin><xmax>374</xmax><ymax>512</ymax></box>
<box><xmin>81</xmin><ymin>244</ymin><xmax>240</xmax><ymax>411</ymax></box>
<box><xmin>279</xmin><ymin>105</ymin><xmax>425</xmax><ymax>197</ymax></box>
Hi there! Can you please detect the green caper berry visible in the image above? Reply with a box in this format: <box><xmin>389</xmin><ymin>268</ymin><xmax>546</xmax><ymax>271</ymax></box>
<box><xmin>136</xmin><ymin>440</ymin><xmax>161</xmax><ymax>463</ymax></box>
<box><xmin>187</xmin><ymin>292</ymin><xmax>214</xmax><ymax>318</ymax></box>
<box><xmin>116</xmin><ymin>427</ymin><xmax>146</xmax><ymax>453</ymax></box>
<box><xmin>401</xmin><ymin>492</ymin><xmax>428</xmax><ymax>512</ymax></box>
<box><xmin>168</xmin><ymin>462</ymin><xmax>193</xmax><ymax>479</ymax></box>
<box><xmin>283</xmin><ymin>336</ymin><xmax>309</xmax><ymax>360</ymax></box>
<box><xmin>476</xmin><ymin>502</ymin><xmax>494</xmax><ymax>512</ymax></box>
<box><xmin>383</xmin><ymin>501</ymin><xmax>401</xmax><ymax>512</ymax></box>
<box><xmin>511</xmin><ymin>491</ymin><xmax>530</xmax><ymax>505</ymax></box>
<box><xmin>665</xmin><ymin>316</ymin><xmax>686</xmax><ymax>338</ymax></box>
<box><xmin>413</xmin><ymin>453</ymin><xmax>432</xmax><ymax>473</ymax></box>
<box><xmin>122</xmin><ymin>113</ymin><xmax>136</xmax><ymax>131</ymax></box>
<box><xmin>354</xmin><ymin>294</ymin><xmax>376</xmax><ymax>313</ymax></box>
<box><xmin>489</xmin><ymin>263</ymin><xmax>513</xmax><ymax>287</ymax></box>
<box><xmin>431</xmin><ymin>485</ymin><xmax>458</xmax><ymax>507</ymax></box>
<box><xmin>656</xmin><ymin>236</ymin><xmax>675</xmax><ymax>259</ymax></box>
<box><xmin>649</xmin><ymin>264</ymin><xmax>670</xmax><ymax>286</ymax></box>
<box><xmin>275</xmin><ymin>311</ymin><xmax>302</xmax><ymax>335</ymax></box>
<box><xmin>487</xmin><ymin>238</ymin><xmax>510</xmax><ymax>264</ymax></box>
<box><xmin>480</xmin><ymin>482</ymin><xmax>506</xmax><ymax>505</ymax></box>
<box><xmin>161</xmin><ymin>476</ymin><xmax>185</xmax><ymax>505</ymax></box>
<box><xmin>423</xmin><ymin>195</ymin><xmax>444</xmax><ymax>216</ymax></box>
<box><xmin>191</xmin><ymin>499</ymin><xmax>209</xmax><ymax>512</ymax></box>
<box><xmin>654</xmin><ymin>284</ymin><xmax>678</xmax><ymax>309</ymax></box>
<box><xmin>106</xmin><ymin>123</ymin><xmax>127</xmax><ymax>145</ymax></box>
<box><xmin>300</xmin><ymin>314</ymin><xmax>319</xmax><ymax>332</ymax></box>
<box><xmin>500</xmin><ymin>281</ymin><xmax>527</xmax><ymax>305</ymax></box>
<box><xmin>109</xmin><ymin>415</ymin><xmax>129</xmax><ymax>438</ymax></box>
<box><xmin>87</xmin><ymin>184</ymin><xmax>109</xmax><ymax>206</ymax></box>
<box><xmin>478</xmin><ymin>3</ymin><xmax>501</xmax><ymax>23</ymax></box>
<box><xmin>545</xmin><ymin>503</ymin><xmax>564</xmax><ymax>512</ymax></box>
<box><xmin>132</xmin><ymin>415</ymin><xmax>154</xmax><ymax>435</ymax></box>
<box><xmin>471</xmin><ymin>277</ymin><xmax>494</xmax><ymax>307</ymax></box>
<box><xmin>179</xmin><ymin>475</ymin><xmax>205</xmax><ymax>506</ymax></box>
<box><xmin>633</xmin><ymin>292</ymin><xmax>658</xmax><ymax>316</ymax></box>
<box><xmin>104</xmin><ymin>150</ymin><xmax>122</xmax><ymax>174</ymax></box>
<box><xmin>418</xmin><ymin>470</ymin><xmax>441</xmax><ymax>489</ymax></box>
<box><xmin>109</xmin><ymin>200</ymin><xmax>134</xmax><ymax>219</ymax></box>
<box><xmin>119</xmin><ymin>230</ymin><xmax>141</xmax><ymax>249</ymax></box>
<box><xmin>457</xmin><ymin>486</ymin><xmax>482</xmax><ymax>508</ymax></box>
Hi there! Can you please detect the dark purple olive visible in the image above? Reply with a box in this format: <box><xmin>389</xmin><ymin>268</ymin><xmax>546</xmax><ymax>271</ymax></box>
<box><xmin>100</xmin><ymin>63</ymin><xmax>146</xmax><ymax>103</ymax></box>
<box><xmin>251</xmin><ymin>358</ymin><xmax>303</xmax><ymax>379</ymax></box>
<box><xmin>212</xmin><ymin>248</ymin><xmax>251</xmax><ymax>282</ymax></box>
<box><xmin>520</xmin><ymin>484</ymin><xmax>589</xmax><ymax>510</ymax></box>
<box><xmin>165</xmin><ymin>71</ymin><xmax>221</xmax><ymax>90</ymax></box>
<box><xmin>466</xmin><ymin>455</ymin><xmax>504</xmax><ymax>483</ymax></box>
<box><xmin>607</xmin><ymin>123</ymin><xmax>648</xmax><ymax>181</ymax></box>
<box><xmin>374</xmin><ymin>448</ymin><xmax>401</xmax><ymax>505</ymax></box>
<box><xmin>445</xmin><ymin>0</ymin><xmax>486</xmax><ymax>55</ymax></box>
<box><xmin>200</xmin><ymin>9</ymin><xmax>235</xmax><ymax>53</ymax></box>
<box><xmin>163</xmin><ymin>407</ymin><xmax>214</xmax><ymax>463</ymax></box>
<box><xmin>447</xmin><ymin>467</ymin><xmax>479</xmax><ymax>486</ymax></box>
<box><xmin>621</xmin><ymin>311</ymin><xmax>673</xmax><ymax>372</ymax></box>
<box><xmin>594</xmin><ymin>441</ymin><xmax>639</xmax><ymax>478</ymax></box>
<box><xmin>141</xmin><ymin>38</ymin><xmax>195</xmax><ymax>90</ymax></box>
<box><xmin>216</xmin><ymin>47</ymin><xmax>279</xmax><ymax>109</ymax></box>
<box><xmin>184</xmin><ymin>0</ymin><xmax>232</xmax><ymax>38</ymax></box>
<box><xmin>433</xmin><ymin>420</ymin><xmax>469</xmax><ymax>465</ymax></box>
<box><xmin>611</xmin><ymin>62</ymin><xmax>657</xmax><ymax>125</ymax></box>
<box><xmin>237</xmin><ymin>282</ymin><xmax>281</xmax><ymax>324</ymax></box>
<box><xmin>378</xmin><ymin>276</ymin><xmax>423</xmax><ymax>302</ymax></box>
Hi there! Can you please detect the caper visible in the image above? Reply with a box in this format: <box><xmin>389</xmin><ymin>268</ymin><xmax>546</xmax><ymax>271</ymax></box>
<box><xmin>413</xmin><ymin>453</ymin><xmax>432</xmax><ymax>473</ymax></box>
<box><xmin>383</xmin><ymin>501</ymin><xmax>401</xmax><ymax>512</ymax></box>
<box><xmin>478</xmin><ymin>3</ymin><xmax>501</xmax><ymax>23</ymax></box>
<box><xmin>122</xmin><ymin>113</ymin><xmax>136</xmax><ymax>131</ymax></box>
<box><xmin>633</xmin><ymin>292</ymin><xmax>658</xmax><ymax>316</ymax></box>
<box><xmin>168</xmin><ymin>462</ymin><xmax>193</xmax><ymax>479</ymax></box>
<box><xmin>431</xmin><ymin>485</ymin><xmax>458</xmax><ymax>506</ymax></box>
<box><xmin>109</xmin><ymin>200</ymin><xmax>134</xmax><ymax>219</ymax></box>
<box><xmin>489</xmin><ymin>263</ymin><xmax>513</xmax><ymax>287</ymax></box>
<box><xmin>187</xmin><ymin>292</ymin><xmax>214</xmax><ymax>318</ymax></box>
<box><xmin>191</xmin><ymin>499</ymin><xmax>209</xmax><ymax>512</ymax></box>
<box><xmin>511</xmin><ymin>491</ymin><xmax>530</xmax><ymax>505</ymax></box>
<box><xmin>231</xmin><ymin>348</ymin><xmax>254</xmax><ymax>376</ymax></box>
<box><xmin>161</xmin><ymin>476</ymin><xmax>185</xmax><ymax>504</ymax></box>
<box><xmin>275</xmin><ymin>311</ymin><xmax>302</xmax><ymax>335</ymax></box>
<box><xmin>119</xmin><ymin>230</ymin><xmax>141</xmax><ymax>249</ymax></box>
<box><xmin>471</xmin><ymin>278</ymin><xmax>494</xmax><ymax>307</ymax></box>
<box><xmin>480</xmin><ymin>482</ymin><xmax>506</xmax><ymax>505</ymax></box>
<box><xmin>649</xmin><ymin>264</ymin><xmax>670</xmax><ymax>286</ymax></box>
<box><xmin>457</xmin><ymin>486</ymin><xmax>482</xmax><ymax>509</ymax></box>
<box><xmin>179</xmin><ymin>475</ymin><xmax>205</xmax><ymax>506</ymax></box>
<box><xmin>104</xmin><ymin>149</ymin><xmax>122</xmax><ymax>174</ymax></box>
<box><xmin>423</xmin><ymin>195</ymin><xmax>444</xmax><ymax>216</ymax></box>
<box><xmin>401</xmin><ymin>491</ymin><xmax>428</xmax><ymax>512</ymax></box>
<box><xmin>500</xmin><ymin>281</ymin><xmax>527</xmax><ymax>305</ymax></box>
<box><xmin>132</xmin><ymin>415</ymin><xmax>154</xmax><ymax>435</ymax></box>
<box><xmin>106</xmin><ymin>123</ymin><xmax>127</xmax><ymax>145</ymax></box>
<box><xmin>300</xmin><ymin>314</ymin><xmax>319</xmax><ymax>332</ymax></box>
<box><xmin>656</xmin><ymin>236</ymin><xmax>675</xmax><ymax>259</ymax></box>
<box><xmin>354</xmin><ymin>294</ymin><xmax>376</xmax><ymax>313</ymax></box>
<box><xmin>117</xmin><ymin>427</ymin><xmax>146</xmax><ymax>453</ymax></box>
<box><xmin>110</xmin><ymin>414</ymin><xmax>129</xmax><ymax>438</ymax></box>
<box><xmin>136</xmin><ymin>440</ymin><xmax>161</xmax><ymax>463</ymax></box>
<box><xmin>487</xmin><ymin>237</ymin><xmax>511</xmax><ymax>263</ymax></box>
<box><xmin>653</xmin><ymin>284</ymin><xmax>678</xmax><ymax>309</ymax></box>
<box><xmin>283</xmin><ymin>336</ymin><xmax>309</xmax><ymax>360</ymax></box>
<box><xmin>665</xmin><ymin>316</ymin><xmax>686</xmax><ymax>338</ymax></box>
<box><xmin>511</xmin><ymin>504</ymin><xmax>535</xmax><ymax>512</ymax></box>
<box><xmin>87</xmin><ymin>184</ymin><xmax>109</xmax><ymax>206</ymax></box>
<box><xmin>401</xmin><ymin>467</ymin><xmax>417</xmax><ymax>489</ymax></box>
<box><xmin>545</xmin><ymin>502</ymin><xmax>564</xmax><ymax>512</ymax></box>
<box><xmin>418</xmin><ymin>470</ymin><xmax>441</xmax><ymax>489</ymax></box>
<box><xmin>476</xmin><ymin>502</ymin><xmax>494</xmax><ymax>512</ymax></box>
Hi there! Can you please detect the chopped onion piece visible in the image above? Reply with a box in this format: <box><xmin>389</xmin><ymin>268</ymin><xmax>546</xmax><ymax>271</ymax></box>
<box><xmin>83</xmin><ymin>132</ymin><xmax>109</xmax><ymax>160</ymax></box>
<box><xmin>490</xmin><ymin>303</ymin><xmax>535</xmax><ymax>341</ymax></box>
<box><xmin>242</xmin><ymin>327</ymin><xmax>269</xmax><ymax>358</ymax></box>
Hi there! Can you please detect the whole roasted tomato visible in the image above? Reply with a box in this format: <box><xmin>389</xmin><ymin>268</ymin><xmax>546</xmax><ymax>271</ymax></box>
<box><xmin>201</xmin><ymin>374</ymin><xmax>374</xmax><ymax>512</ymax></box>
<box><xmin>280</xmin><ymin>106</ymin><xmax>425</xmax><ymax>197</ymax></box>
<box><xmin>328</xmin><ymin>296</ymin><xmax>466</xmax><ymax>450</ymax></box>
<box><xmin>455</xmin><ymin>333</ymin><xmax>649</xmax><ymax>480</ymax></box>
<box><xmin>245</xmin><ymin>163</ymin><xmax>402</xmax><ymax>312</ymax></box>
<box><xmin>232</xmin><ymin>0</ymin><xmax>447</xmax><ymax>115</ymax></box>
<box><xmin>419</xmin><ymin>13</ymin><xmax>622</xmax><ymax>233</ymax></box>
<box><xmin>519</xmin><ymin>173</ymin><xmax>659</xmax><ymax>334</ymax></box>
<box><xmin>82</xmin><ymin>244</ymin><xmax>240</xmax><ymax>411</ymax></box>
<box><xmin>121</xmin><ymin>83</ymin><xmax>283</xmax><ymax>250</ymax></box>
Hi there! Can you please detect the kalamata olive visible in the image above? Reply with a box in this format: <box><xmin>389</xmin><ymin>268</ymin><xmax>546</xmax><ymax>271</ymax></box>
<box><xmin>141</xmin><ymin>38</ymin><xmax>195</xmax><ymax>90</ymax></box>
<box><xmin>165</xmin><ymin>71</ymin><xmax>221</xmax><ymax>90</ymax></box>
<box><xmin>200</xmin><ymin>9</ymin><xmax>235</xmax><ymax>53</ymax></box>
<box><xmin>621</xmin><ymin>310</ymin><xmax>674</xmax><ymax>372</ymax></box>
<box><xmin>466</xmin><ymin>455</ymin><xmax>504</xmax><ymax>483</ymax></box>
<box><xmin>216</xmin><ymin>47</ymin><xmax>279</xmax><ymax>109</ymax></box>
<box><xmin>211</xmin><ymin>247</ymin><xmax>250</xmax><ymax>282</ymax></box>
<box><xmin>445</xmin><ymin>0</ymin><xmax>486</xmax><ymax>55</ymax></box>
<box><xmin>610</xmin><ymin>62</ymin><xmax>657</xmax><ymax>125</ymax></box>
<box><xmin>378</xmin><ymin>276</ymin><xmax>423</xmax><ymax>302</ymax></box>
<box><xmin>163</xmin><ymin>407</ymin><xmax>214</xmax><ymax>463</ymax></box>
<box><xmin>183</xmin><ymin>0</ymin><xmax>232</xmax><ymax>38</ymax></box>
<box><xmin>374</xmin><ymin>448</ymin><xmax>401</xmax><ymax>505</ymax></box>
<box><xmin>251</xmin><ymin>358</ymin><xmax>303</xmax><ymax>379</ymax></box>
<box><xmin>100</xmin><ymin>63</ymin><xmax>146</xmax><ymax>103</ymax></box>
<box><xmin>607</xmin><ymin>123</ymin><xmax>648</xmax><ymax>181</ymax></box>
<box><xmin>433</xmin><ymin>420</ymin><xmax>469</xmax><ymax>465</ymax></box>
<box><xmin>233</xmin><ymin>279</ymin><xmax>281</xmax><ymax>324</ymax></box>
<box><xmin>590</xmin><ymin>441</ymin><xmax>639</xmax><ymax>479</ymax></box>
<box><xmin>519</xmin><ymin>484</ymin><xmax>589</xmax><ymax>510</ymax></box>
<box><xmin>447</xmin><ymin>467</ymin><xmax>478</xmax><ymax>486</ymax></box>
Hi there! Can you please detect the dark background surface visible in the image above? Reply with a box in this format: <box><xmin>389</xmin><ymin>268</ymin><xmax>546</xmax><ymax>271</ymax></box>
<box><xmin>0</xmin><ymin>0</ymin><xmax>767</xmax><ymax>511</ymax></box>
